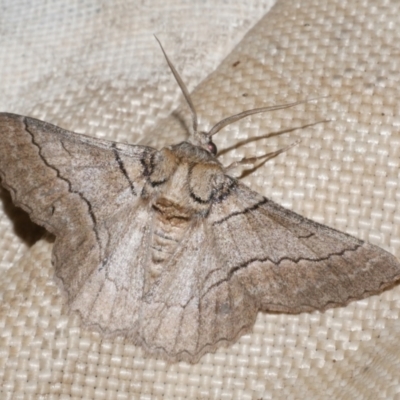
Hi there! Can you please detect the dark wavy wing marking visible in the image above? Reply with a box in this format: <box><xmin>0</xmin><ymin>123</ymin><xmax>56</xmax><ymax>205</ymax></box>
<box><xmin>208</xmin><ymin>183</ymin><xmax>400</xmax><ymax>313</ymax></box>
<box><xmin>0</xmin><ymin>113</ymin><xmax>156</xmax><ymax>300</ymax></box>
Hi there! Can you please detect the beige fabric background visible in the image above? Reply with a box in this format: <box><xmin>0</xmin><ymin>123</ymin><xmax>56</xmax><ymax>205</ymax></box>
<box><xmin>1</xmin><ymin>0</ymin><xmax>400</xmax><ymax>399</ymax></box>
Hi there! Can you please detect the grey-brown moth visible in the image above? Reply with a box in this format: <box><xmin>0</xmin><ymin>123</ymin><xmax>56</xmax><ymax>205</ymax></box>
<box><xmin>1</xmin><ymin>42</ymin><xmax>399</xmax><ymax>363</ymax></box>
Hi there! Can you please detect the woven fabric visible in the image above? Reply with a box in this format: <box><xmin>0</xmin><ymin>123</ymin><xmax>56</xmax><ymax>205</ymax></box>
<box><xmin>1</xmin><ymin>0</ymin><xmax>400</xmax><ymax>399</ymax></box>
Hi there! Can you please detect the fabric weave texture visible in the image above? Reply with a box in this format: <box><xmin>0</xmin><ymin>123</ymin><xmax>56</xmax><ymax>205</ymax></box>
<box><xmin>0</xmin><ymin>0</ymin><xmax>400</xmax><ymax>399</ymax></box>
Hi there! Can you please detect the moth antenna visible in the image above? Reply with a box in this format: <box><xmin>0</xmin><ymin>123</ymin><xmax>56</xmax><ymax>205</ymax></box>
<box><xmin>155</xmin><ymin>36</ymin><xmax>199</xmax><ymax>134</ymax></box>
<box><xmin>207</xmin><ymin>98</ymin><xmax>324</xmax><ymax>137</ymax></box>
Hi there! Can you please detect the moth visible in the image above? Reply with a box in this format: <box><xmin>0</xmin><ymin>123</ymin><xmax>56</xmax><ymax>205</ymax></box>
<box><xmin>1</xmin><ymin>41</ymin><xmax>400</xmax><ymax>364</ymax></box>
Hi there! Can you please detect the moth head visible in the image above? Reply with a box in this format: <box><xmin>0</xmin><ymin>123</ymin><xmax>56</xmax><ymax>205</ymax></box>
<box><xmin>190</xmin><ymin>130</ymin><xmax>218</xmax><ymax>156</ymax></box>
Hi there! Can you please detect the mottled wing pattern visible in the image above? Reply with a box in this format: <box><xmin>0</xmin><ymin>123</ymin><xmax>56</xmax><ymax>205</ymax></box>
<box><xmin>0</xmin><ymin>113</ymin><xmax>156</xmax><ymax>328</ymax></box>
<box><xmin>209</xmin><ymin>183</ymin><xmax>400</xmax><ymax>313</ymax></box>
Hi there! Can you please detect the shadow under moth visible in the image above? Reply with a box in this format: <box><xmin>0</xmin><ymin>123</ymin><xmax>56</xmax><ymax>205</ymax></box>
<box><xmin>1</xmin><ymin>41</ymin><xmax>400</xmax><ymax>363</ymax></box>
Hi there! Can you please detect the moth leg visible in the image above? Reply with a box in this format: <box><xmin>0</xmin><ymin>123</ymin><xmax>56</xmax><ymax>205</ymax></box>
<box><xmin>226</xmin><ymin>140</ymin><xmax>300</xmax><ymax>177</ymax></box>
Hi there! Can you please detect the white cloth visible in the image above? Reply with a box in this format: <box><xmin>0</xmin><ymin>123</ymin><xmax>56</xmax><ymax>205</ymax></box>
<box><xmin>1</xmin><ymin>0</ymin><xmax>400</xmax><ymax>399</ymax></box>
